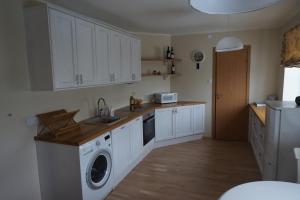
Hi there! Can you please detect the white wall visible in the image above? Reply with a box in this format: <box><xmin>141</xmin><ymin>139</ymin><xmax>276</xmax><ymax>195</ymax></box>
<box><xmin>0</xmin><ymin>0</ymin><xmax>171</xmax><ymax>199</ymax></box>
<box><xmin>171</xmin><ymin>29</ymin><xmax>281</xmax><ymax>137</ymax></box>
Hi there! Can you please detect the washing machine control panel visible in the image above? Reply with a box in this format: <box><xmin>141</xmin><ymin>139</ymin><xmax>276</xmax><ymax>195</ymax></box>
<box><xmin>96</xmin><ymin>140</ymin><xmax>101</xmax><ymax>146</ymax></box>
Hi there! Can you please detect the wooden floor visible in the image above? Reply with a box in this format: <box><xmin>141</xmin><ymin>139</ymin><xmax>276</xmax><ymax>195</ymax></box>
<box><xmin>106</xmin><ymin>139</ymin><xmax>261</xmax><ymax>200</ymax></box>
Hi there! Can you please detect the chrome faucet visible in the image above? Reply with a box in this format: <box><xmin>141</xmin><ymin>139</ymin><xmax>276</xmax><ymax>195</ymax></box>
<box><xmin>97</xmin><ymin>97</ymin><xmax>110</xmax><ymax>117</ymax></box>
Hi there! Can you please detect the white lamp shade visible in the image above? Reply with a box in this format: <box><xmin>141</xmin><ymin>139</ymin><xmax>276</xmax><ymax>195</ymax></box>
<box><xmin>190</xmin><ymin>0</ymin><xmax>281</xmax><ymax>14</ymax></box>
<box><xmin>216</xmin><ymin>37</ymin><xmax>244</xmax><ymax>52</ymax></box>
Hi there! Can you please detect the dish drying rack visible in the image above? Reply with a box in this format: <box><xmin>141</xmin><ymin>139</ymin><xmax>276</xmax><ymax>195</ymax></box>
<box><xmin>36</xmin><ymin>109</ymin><xmax>80</xmax><ymax>138</ymax></box>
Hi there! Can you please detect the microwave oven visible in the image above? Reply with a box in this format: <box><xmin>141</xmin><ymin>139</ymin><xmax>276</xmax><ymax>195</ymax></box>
<box><xmin>154</xmin><ymin>92</ymin><xmax>178</xmax><ymax>104</ymax></box>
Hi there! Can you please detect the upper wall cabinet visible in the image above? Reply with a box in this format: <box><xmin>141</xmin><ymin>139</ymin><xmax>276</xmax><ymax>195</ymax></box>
<box><xmin>24</xmin><ymin>3</ymin><xmax>141</xmax><ymax>91</ymax></box>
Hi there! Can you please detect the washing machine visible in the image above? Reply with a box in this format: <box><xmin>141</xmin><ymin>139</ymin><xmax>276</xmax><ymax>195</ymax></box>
<box><xmin>79</xmin><ymin>132</ymin><xmax>113</xmax><ymax>200</ymax></box>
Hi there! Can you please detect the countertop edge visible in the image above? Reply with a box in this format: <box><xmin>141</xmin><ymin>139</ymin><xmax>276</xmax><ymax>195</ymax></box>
<box><xmin>34</xmin><ymin>101</ymin><xmax>207</xmax><ymax>146</ymax></box>
<box><xmin>249</xmin><ymin>104</ymin><xmax>266</xmax><ymax>126</ymax></box>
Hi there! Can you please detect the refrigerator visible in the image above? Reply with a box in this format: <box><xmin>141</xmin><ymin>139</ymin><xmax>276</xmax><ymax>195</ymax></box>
<box><xmin>264</xmin><ymin>101</ymin><xmax>300</xmax><ymax>182</ymax></box>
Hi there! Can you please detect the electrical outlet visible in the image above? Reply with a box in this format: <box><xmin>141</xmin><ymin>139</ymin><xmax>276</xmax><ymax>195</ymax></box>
<box><xmin>26</xmin><ymin>116</ymin><xmax>39</xmax><ymax>126</ymax></box>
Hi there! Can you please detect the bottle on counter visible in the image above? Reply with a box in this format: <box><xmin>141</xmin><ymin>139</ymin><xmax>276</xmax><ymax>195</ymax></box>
<box><xmin>130</xmin><ymin>96</ymin><xmax>135</xmax><ymax>111</ymax></box>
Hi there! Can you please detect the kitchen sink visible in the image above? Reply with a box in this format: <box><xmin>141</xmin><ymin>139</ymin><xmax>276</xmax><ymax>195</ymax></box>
<box><xmin>84</xmin><ymin>116</ymin><xmax>126</xmax><ymax>125</ymax></box>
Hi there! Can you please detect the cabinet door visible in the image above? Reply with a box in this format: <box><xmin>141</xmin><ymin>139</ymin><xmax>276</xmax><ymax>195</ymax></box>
<box><xmin>130</xmin><ymin>117</ymin><xmax>143</xmax><ymax>161</ymax></box>
<box><xmin>109</xmin><ymin>32</ymin><xmax>122</xmax><ymax>83</ymax></box>
<box><xmin>193</xmin><ymin>104</ymin><xmax>205</xmax><ymax>134</ymax></box>
<box><xmin>155</xmin><ymin>108</ymin><xmax>174</xmax><ymax>141</ymax></box>
<box><xmin>112</xmin><ymin>124</ymin><xmax>131</xmax><ymax>180</ymax></box>
<box><xmin>120</xmin><ymin>36</ymin><xmax>131</xmax><ymax>83</ymax></box>
<box><xmin>175</xmin><ymin>106</ymin><xmax>194</xmax><ymax>137</ymax></box>
<box><xmin>49</xmin><ymin>9</ymin><xmax>77</xmax><ymax>89</ymax></box>
<box><xmin>95</xmin><ymin>25</ymin><xmax>110</xmax><ymax>84</ymax></box>
<box><xmin>75</xmin><ymin>18</ymin><xmax>96</xmax><ymax>86</ymax></box>
<box><xmin>130</xmin><ymin>38</ymin><xmax>141</xmax><ymax>82</ymax></box>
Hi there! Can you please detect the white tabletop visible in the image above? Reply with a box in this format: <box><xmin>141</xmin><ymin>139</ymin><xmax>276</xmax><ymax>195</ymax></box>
<box><xmin>219</xmin><ymin>181</ymin><xmax>300</xmax><ymax>200</ymax></box>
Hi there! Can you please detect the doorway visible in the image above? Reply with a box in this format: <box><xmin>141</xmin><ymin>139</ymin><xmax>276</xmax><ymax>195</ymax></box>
<box><xmin>213</xmin><ymin>46</ymin><xmax>250</xmax><ymax>141</ymax></box>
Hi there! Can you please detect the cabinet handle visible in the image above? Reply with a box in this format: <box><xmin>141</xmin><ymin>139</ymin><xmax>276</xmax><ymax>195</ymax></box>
<box><xmin>80</xmin><ymin>74</ymin><xmax>83</xmax><ymax>84</ymax></box>
<box><xmin>132</xmin><ymin>73</ymin><xmax>136</xmax><ymax>80</ymax></box>
<box><xmin>121</xmin><ymin>126</ymin><xmax>125</xmax><ymax>130</ymax></box>
<box><xmin>136</xmin><ymin>118</ymin><xmax>140</xmax><ymax>121</ymax></box>
<box><xmin>76</xmin><ymin>74</ymin><xmax>79</xmax><ymax>85</ymax></box>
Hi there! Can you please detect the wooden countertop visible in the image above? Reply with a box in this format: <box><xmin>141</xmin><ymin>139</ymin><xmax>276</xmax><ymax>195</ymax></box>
<box><xmin>34</xmin><ymin>101</ymin><xmax>206</xmax><ymax>146</ymax></box>
<box><xmin>249</xmin><ymin>104</ymin><xmax>266</xmax><ymax>125</ymax></box>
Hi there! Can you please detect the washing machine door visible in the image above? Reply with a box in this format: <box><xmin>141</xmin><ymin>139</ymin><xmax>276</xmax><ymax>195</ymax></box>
<box><xmin>86</xmin><ymin>150</ymin><xmax>112</xmax><ymax>189</ymax></box>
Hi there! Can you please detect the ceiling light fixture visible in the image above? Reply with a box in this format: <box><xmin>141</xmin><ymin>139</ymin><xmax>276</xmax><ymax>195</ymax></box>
<box><xmin>190</xmin><ymin>0</ymin><xmax>281</xmax><ymax>14</ymax></box>
<box><xmin>216</xmin><ymin>37</ymin><xmax>244</xmax><ymax>52</ymax></box>
<box><xmin>215</xmin><ymin>15</ymin><xmax>244</xmax><ymax>52</ymax></box>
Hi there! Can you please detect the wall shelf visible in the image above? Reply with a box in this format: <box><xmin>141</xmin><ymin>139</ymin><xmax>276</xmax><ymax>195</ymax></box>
<box><xmin>141</xmin><ymin>57</ymin><xmax>182</xmax><ymax>63</ymax></box>
<box><xmin>142</xmin><ymin>73</ymin><xmax>180</xmax><ymax>78</ymax></box>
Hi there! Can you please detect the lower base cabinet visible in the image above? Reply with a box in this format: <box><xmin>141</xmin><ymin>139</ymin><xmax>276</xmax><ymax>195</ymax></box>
<box><xmin>130</xmin><ymin>116</ymin><xmax>143</xmax><ymax>162</ymax></box>
<box><xmin>155</xmin><ymin>104</ymin><xmax>205</xmax><ymax>142</ymax></box>
<box><xmin>112</xmin><ymin>123</ymin><xmax>131</xmax><ymax>181</ymax></box>
<box><xmin>112</xmin><ymin>116</ymin><xmax>143</xmax><ymax>185</ymax></box>
<box><xmin>249</xmin><ymin>108</ymin><xmax>265</xmax><ymax>175</ymax></box>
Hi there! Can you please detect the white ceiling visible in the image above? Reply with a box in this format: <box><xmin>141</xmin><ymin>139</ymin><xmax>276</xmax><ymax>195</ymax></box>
<box><xmin>46</xmin><ymin>0</ymin><xmax>300</xmax><ymax>35</ymax></box>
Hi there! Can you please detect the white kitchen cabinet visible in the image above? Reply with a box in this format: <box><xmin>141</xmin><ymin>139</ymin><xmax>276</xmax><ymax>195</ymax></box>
<box><xmin>129</xmin><ymin>116</ymin><xmax>143</xmax><ymax>161</ymax></box>
<box><xmin>249</xmin><ymin>108</ymin><xmax>265</xmax><ymax>174</ymax></box>
<box><xmin>174</xmin><ymin>106</ymin><xmax>194</xmax><ymax>138</ymax></box>
<box><xmin>120</xmin><ymin>36</ymin><xmax>132</xmax><ymax>83</ymax></box>
<box><xmin>49</xmin><ymin>9</ymin><xmax>77</xmax><ymax>89</ymax></box>
<box><xmin>75</xmin><ymin>18</ymin><xmax>96</xmax><ymax>86</ymax></box>
<box><xmin>109</xmin><ymin>31</ymin><xmax>122</xmax><ymax>83</ymax></box>
<box><xmin>130</xmin><ymin>39</ymin><xmax>141</xmax><ymax>82</ymax></box>
<box><xmin>155</xmin><ymin>108</ymin><xmax>175</xmax><ymax>141</ymax></box>
<box><xmin>24</xmin><ymin>3</ymin><xmax>141</xmax><ymax>90</ymax></box>
<box><xmin>112</xmin><ymin>123</ymin><xmax>131</xmax><ymax>181</ymax></box>
<box><xmin>95</xmin><ymin>25</ymin><xmax>111</xmax><ymax>84</ymax></box>
<box><xmin>155</xmin><ymin>104</ymin><xmax>205</xmax><ymax>142</ymax></box>
<box><xmin>193</xmin><ymin>104</ymin><xmax>205</xmax><ymax>134</ymax></box>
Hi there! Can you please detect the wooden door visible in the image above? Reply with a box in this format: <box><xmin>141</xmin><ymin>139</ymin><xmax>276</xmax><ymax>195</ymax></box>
<box><xmin>155</xmin><ymin>108</ymin><xmax>174</xmax><ymax>141</ymax></box>
<box><xmin>95</xmin><ymin>25</ymin><xmax>111</xmax><ymax>84</ymax></box>
<box><xmin>214</xmin><ymin>47</ymin><xmax>250</xmax><ymax>141</ymax></box>
<box><xmin>174</xmin><ymin>106</ymin><xmax>194</xmax><ymax>138</ymax></box>
<box><xmin>75</xmin><ymin>18</ymin><xmax>96</xmax><ymax>86</ymax></box>
<box><xmin>49</xmin><ymin>9</ymin><xmax>77</xmax><ymax>89</ymax></box>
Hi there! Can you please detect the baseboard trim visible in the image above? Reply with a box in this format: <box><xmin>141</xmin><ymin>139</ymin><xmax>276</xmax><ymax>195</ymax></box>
<box><xmin>154</xmin><ymin>134</ymin><xmax>203</xmax><ymax>149</ymax></box>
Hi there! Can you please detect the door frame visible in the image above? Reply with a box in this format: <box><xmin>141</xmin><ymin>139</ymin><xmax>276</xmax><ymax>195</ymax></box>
<box><xmin>212</xmin><ymin>45</ymin><xmax>251</xmax><ymax>139</ymax></box>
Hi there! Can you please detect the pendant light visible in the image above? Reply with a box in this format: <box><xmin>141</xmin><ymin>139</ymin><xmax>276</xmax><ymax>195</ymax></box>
<box><xmin>190</xmin><ymin>0</ymin><xmax>281</xmax><ymax>14</ymax></box>
<box><xmin>216</xmin><ymin>15</ymin><xmax>244</xmax><ymax>52</ymax></box>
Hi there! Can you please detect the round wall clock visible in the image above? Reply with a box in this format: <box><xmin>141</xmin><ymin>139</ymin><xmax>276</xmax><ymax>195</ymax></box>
<box><xmin>191</xmin><ymin>50</ymin><xmax>205</xmax><ymax>70</ymax></box>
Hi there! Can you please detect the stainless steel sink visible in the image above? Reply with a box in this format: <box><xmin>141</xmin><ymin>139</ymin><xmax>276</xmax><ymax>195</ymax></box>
<box><xmin>85</xmin><ymin>116</ymin><xmax>125</xmax><ymax>125</ymax></box>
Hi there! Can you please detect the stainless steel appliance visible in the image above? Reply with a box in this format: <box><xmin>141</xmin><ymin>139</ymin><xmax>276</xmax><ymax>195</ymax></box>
<box><xmin>143</xmin><ymin>111</ymin><xmax>155</xmax><ymax>145</ymax></box>
<box><xmin>154</xmin><ymin>92</ymin><xmax>178</xmax><ymax>104</ymax></box>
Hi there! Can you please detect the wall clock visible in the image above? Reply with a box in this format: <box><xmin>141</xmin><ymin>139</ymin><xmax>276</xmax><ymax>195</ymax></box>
<box><xmin>191</xmin><ymin>50</ymin><xmax>205</xmax><ymax>70</ymax></box>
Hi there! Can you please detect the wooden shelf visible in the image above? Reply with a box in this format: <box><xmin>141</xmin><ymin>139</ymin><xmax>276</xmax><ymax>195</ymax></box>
<box><xmin>141</xmin><ymin>57</ymin><xmax>182</xmax><ymax>62</ymax></box>
<box><xmin>142</xmin><ymin>73</ymin><xmax>180</xmax><ymax>78</ymax></box>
